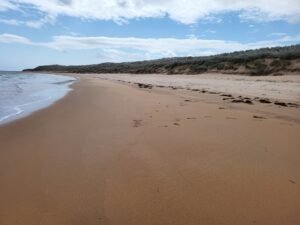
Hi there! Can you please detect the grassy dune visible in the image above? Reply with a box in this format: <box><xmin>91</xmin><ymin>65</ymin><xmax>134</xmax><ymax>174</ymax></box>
<box><xmin>24</xmin><ymin>45</ymin><xmax>300</xmax><ymax>76</ymax></box>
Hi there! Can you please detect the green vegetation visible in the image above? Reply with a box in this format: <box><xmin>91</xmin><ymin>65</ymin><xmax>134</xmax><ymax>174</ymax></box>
<box><xmin>24</xmin><ymin>45</ymin><xmax>300</xmax><ymax>76</ymax></box>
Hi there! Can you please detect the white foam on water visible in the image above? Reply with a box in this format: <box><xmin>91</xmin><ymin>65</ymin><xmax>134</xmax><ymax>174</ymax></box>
<box><xmin>0</xmin><ymin>72</ymin><xmax>76</xmax><ymax>125</ymax></box>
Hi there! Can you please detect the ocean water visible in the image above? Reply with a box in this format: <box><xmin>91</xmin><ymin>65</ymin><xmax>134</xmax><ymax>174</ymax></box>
<box><xmin>0</xmin><ymin>71</ymin><xmax>76</xmax><ymax>125</ymax></box>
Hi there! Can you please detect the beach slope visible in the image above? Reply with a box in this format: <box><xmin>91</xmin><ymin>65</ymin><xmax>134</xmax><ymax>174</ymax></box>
<box><xmin>0</xmin><ymin>76</ymin><xmax>299</xmax><ymax>225</ymax></box>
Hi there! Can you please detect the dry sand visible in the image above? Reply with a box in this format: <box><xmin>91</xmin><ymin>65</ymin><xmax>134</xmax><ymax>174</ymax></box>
<box><xmin>97</xmin><ymin>73</ymin><xmax>300</xmax><ymax>103</ymax></box>
<box><xmin>0</xmin><ymin>74</ymin><xmax>300</xmax><ymax>225</ymax></box>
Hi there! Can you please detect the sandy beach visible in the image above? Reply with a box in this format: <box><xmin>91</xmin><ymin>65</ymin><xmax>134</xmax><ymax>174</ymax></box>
<box><xmin>0</xmin><ymin>74</ymin><xmax>300</xmax><ymax>225</ymax></box>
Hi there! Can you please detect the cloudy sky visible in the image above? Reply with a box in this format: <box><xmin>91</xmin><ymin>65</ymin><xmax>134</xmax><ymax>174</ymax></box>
<box><xmin>0</xmin><ymin>0</ymin><xmax>300</xmax><ymax>70</ymax></box>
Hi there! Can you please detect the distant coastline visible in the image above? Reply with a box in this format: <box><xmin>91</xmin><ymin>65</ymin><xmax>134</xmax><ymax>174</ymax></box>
<box><xmin>24</xmin><ymin>45</ymin><xmax>300</xmax><ymax>76</ymax></box>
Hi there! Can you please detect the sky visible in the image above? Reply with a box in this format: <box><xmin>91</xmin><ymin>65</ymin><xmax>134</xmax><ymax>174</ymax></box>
<box><xmin>0</xmin><ymin>0</ymin><xmax>300</xmax><ymax>70</ymax></box>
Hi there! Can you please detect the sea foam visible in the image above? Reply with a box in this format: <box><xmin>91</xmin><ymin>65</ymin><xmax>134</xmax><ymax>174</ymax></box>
<box><xmin>0</xmin><ymin>72</ymin><xmax>75</xmax><ymax>125</ymax></box>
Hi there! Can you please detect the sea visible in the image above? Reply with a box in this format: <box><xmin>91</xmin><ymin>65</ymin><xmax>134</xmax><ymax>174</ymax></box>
<box><xmin>0</xmin><ymin>71</ymin><xmax>76</xmax><ymax>125</ymax></box>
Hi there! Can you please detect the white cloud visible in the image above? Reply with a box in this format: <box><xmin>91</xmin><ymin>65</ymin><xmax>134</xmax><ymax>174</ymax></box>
<box><xmin>1</xmin><ymin>33</ymin><xmax>299</xmax><ymax>62</ymax></box>
<box><xmin>0</xmin><ymin>18</ymin><xmax>22</xmax><ymax>25</ymax></box>
<box><xmin>0</xmin><ymin>0</ymin><xmax>17</xmax><ymax>11</ymax></box>
<box><xmin>0</xmin><ymin>0</ymin><xmax>299</xmax><ymax>25</ymax></box>
<box><xmin>269</xmin><ymin>32</ymin><xmax>287</xmax><ymax>37</ymax></box>
<box><xmin>96</xmin><ymin>49</ymin><xmax>153</xmax><ymax>62</ymax></box>
<box><xmin>0</xmin><ymin>14</ymin><xmax>56</xmax><ymax>28</ymax></box>
<box><xmin>42</xmin><ymin>35</ymin><xmax>247</xmax><ymax>55</ymax></box>
<box><xmin>0</xmin><ymin>33</ymin><xmax>30</xmax><ymax>43</ymax></box>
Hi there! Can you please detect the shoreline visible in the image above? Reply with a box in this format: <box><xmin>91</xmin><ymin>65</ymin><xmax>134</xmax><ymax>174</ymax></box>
<box><xmin>0</xmin><ymin>72</ymin><xmax>76</xmax><ymax>126</ymax></box>
<box><xmin>0</xmin><ymin>75</ymin><xmax>299</xmax><ymax>225</ymax></box>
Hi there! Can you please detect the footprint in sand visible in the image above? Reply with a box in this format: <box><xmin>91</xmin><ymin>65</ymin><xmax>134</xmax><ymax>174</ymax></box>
<box><xmin>253</xmin><ymin>115</ymin><xmax>266</xmax><ymax>119</ymax></box>
<box><xmin>133</xmin><ymin>120</ymin><xmax>142</xmax><ymax>127</ymax></box>
<box><xmin>173</xmin><ymin>122</ymin><xmax>180</xmax><ymax>126</ymax></box>
<box><xmin>289</xmin><ymin>179</ymin><xmax>296</xmax><ymax>184</ymax></box>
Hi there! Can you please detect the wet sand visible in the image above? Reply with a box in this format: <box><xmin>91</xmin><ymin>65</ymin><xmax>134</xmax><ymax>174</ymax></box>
<box><xmin>0</xmin><ymin>75</ymin><xmax>300</xmax><ymax>225</ymax></box>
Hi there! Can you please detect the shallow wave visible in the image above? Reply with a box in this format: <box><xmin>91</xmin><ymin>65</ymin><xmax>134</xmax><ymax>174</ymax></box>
<box><xmin>0</xmin><ymin>72</ymin><xmax>76</xmax><ymax>125</ymax></box>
